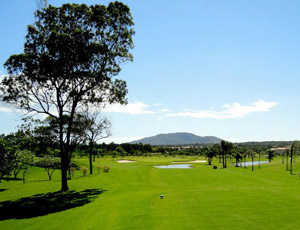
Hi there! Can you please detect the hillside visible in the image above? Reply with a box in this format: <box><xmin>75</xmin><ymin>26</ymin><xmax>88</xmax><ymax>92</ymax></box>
<box><xmin>130</xmin><ymin>132</ymin><xmax>222</xmax><ymax>145</ymax></box>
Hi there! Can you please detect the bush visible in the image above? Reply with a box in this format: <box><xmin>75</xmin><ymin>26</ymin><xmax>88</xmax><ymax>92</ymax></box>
<box><xmin>81</xmin><ymin>167</ymin><xmax>88</xmax><ymax>176</ymax></box>
<box><xmin>70</xmin><ymin>167</ymin><xmax>76</xmax><ymax>177</ymax></box>
<box><xmin>103</xmin><ymin>165</ymin><xmax>110</xmax><ymax>173</ymax></box>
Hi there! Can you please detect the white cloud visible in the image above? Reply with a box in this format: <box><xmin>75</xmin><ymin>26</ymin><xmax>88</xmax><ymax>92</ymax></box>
<box><xmin>0</xmin><ymin>107</ymin><xmax>12</xmax><ymax>113</ymax></box>
<box><xmin>161</xmin><ymin>108</ymin><xmax>171</xmax><ymax>112</ymax></box>
<box><xmin>104</xmin><ymin>102</ymin><xmax>155</xmax><ymax>115</ymax></box>
<box><xmin>158</xmin><ymin>116</ymin><xmax>164</xmax><ymax>121</ymax></box>
<box><xmin>153</xmin><ymin>103</ymin><xmax>163</xmax><ymax>107</ymax></box>
<box><xmin>164</xmin><ymin>100</ymin><xmax>277</xmax><ymax>120</ymax></box>
<box><xmin>0</xmin><ymin>102</ymin><xmax>13</xmax><ymax>113</ymax></box>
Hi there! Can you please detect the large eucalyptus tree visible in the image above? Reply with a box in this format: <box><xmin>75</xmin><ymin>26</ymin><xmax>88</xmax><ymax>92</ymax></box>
<box><xmin>1</xmin><ymin>2</ymin><xmax>134</xmax><ymax>191</ymax></box>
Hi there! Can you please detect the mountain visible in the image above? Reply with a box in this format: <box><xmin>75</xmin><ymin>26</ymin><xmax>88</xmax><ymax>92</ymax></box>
<box><xmin>130</xmin><ymin>132</ymin><xmax>222</xmax><ymax>145</ymax></box>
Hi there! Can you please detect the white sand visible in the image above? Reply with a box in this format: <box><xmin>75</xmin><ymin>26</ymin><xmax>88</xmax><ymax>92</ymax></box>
<box><xmin>117</xmin><ymin>160</ymin><xmax>136</xmax><ymax>163</ymax></box>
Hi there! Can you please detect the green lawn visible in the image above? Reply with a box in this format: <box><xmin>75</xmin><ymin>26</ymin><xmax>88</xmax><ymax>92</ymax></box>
<box><xmin>1</xmin><ymin>156</ymin><xmax>300</xmax><ymax>230</ymax></box>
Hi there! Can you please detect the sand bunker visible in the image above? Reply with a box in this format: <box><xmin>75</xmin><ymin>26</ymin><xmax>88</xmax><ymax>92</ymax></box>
<box><xmin>117</xmin><ymin>160</ymin><xmax>136</xmax><ymax>163</ymax></box>
<box><xmin>172</xmin><ymin>160</ymin><xmax>206</xmax><ymax>163</ymax></box>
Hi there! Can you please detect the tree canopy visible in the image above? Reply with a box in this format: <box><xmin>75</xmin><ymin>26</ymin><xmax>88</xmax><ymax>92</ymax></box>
<box><xmin>1</xmin><ymin>2</ymin><xmax>134</xmax><ymax>191</ymax></box>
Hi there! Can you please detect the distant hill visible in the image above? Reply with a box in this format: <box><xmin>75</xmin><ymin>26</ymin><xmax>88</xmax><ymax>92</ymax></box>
<box><xmin>130</xmin><ymin>132</ymin><xmax>222</xmax><ymax>145</ymax></box>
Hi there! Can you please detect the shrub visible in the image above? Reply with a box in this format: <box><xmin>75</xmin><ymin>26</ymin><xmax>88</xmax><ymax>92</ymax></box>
<box><xmin>103</xmin><ymin>165</ymin><xmax>110</xmax><ymax>173</ymax></box>
<box><xmin>81</xmin><ymin>167</ymin><xmax>88</xmax><ymax>176</ymax></box>
<box><xmin>96</xmin><ymin>165</ymin><xmax>101</xmax><ymax>174</ymax></box>
<box><xmin>70</xmin><ymin>167</ymin><xmax>76</xmax><ymax>177</ymax></box>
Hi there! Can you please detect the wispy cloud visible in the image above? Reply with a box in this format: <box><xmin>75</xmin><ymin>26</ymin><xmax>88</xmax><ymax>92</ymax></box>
<box><xmin>164</xmin><ymin>100</ymin><xmax>277</xmax><ymax>120</ymax></box>
<box><xmin>104</xmin><ymin>102</ymin><xmax>155</xmax><ymax>115</ymax></box>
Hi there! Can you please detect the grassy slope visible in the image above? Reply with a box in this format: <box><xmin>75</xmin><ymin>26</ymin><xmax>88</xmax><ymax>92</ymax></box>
<box><xmin>1</xmin><ymin>156</ymin><xmax>300</xmax><ymax>230</ymax></box>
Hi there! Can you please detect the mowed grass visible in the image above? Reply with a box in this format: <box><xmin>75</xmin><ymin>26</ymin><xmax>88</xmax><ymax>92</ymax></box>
<box><xmin>1</xmin><ymin>156</ymin><xmax>300</xmax><ymax>230</ymax></box>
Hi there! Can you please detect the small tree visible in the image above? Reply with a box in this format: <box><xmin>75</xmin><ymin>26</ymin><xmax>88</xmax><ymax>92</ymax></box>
<box><xmin>35</xmin><ymin>155</ymin><xmax>60</xmax><ymax>180</ymax></box>
<box><xmin>82</xmin><ymin>111</ymin><xmax>111</xmax><ymax>175</ymax></box>
<box><xmin>17</xmin><ymin>150</ymin><xmax>34</xmax><ymax>183</ymax></box>
<box><xmin>116</xmin><ymin>146</ymin><xmax>126</xmax><ymax>159</ymax></box>
<box><xmin>81</xmin><ymin>167</ymin><xmax>88</xmax><ymax>176</ymax></box>
<box><xmin>12</xmin><ymin>150</ymin><xmax>31</xmax><ymax>179</ymax></box>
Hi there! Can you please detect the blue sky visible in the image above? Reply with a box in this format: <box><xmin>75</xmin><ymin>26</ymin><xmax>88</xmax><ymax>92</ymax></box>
<box><xmin>1</xmin><ymin>0</ymin><xmax>300</xmax><ymax>143</ymax></box>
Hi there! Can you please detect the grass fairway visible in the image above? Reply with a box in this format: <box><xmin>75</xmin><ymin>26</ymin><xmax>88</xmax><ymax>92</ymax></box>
<box><xmin>1</xmin><ymin>156</ymin><xmax>300</xmax><ymax>230</ymax></box>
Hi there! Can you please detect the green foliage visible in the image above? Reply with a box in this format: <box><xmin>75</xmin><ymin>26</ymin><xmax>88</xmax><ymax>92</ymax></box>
<box><xmin>0</xmin><ymin>138</ymin><xmax>14</xmax><ymax>179</ymax></box>
<box><xmin>110</xmin><ymin>150</ymin><xmax>118</xmax><ymax>159</ymax></box>
<box><xmin>103</xmin><ymin>165</ymin><xmax>110</xmax><ymax>173</ymax></box>
<box><xmin>115</xmin><ymin>146</ymin><xmax>126</xmax><ymax>157</ymax></box>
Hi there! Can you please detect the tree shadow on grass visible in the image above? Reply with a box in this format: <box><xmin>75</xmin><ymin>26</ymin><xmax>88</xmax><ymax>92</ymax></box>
<box><xmin>0</xmin><ymin>189</ymin><xmax>7</xmax><ymax>192</ymax></box>
<box><xmin>0</xmin><ymin>189</ymin><xmax>106</xmax><ymax>220</ymax></box>
<box><xmin>0</xmin><ymin>177</ymin><xmax>23</xmax><ymax>181</ymax></box>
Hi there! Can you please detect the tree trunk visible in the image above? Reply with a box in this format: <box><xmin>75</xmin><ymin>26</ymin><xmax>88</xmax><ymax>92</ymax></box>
<box><xmin>89</xmin><ymin>141</ymin><xmax>94</xmax><ymax>174</ymax></box>
<box><xmin>286</xmin><ymin>150</ymin><xmax>289</xmax><ymax>171</ymax></box>
<box><xmin>61</xmin><ymin>153</ymin><xmax>69</xmax><ymax>191</ymax></box>
<box><xmin>290</xmin><ymin>149</ymin><xmax>293</xmax><ymax>175</ymax></box>
<box><xmin>222</xmin><ymin>153</ymin><xmax>225</xmax><ymax>168</ymax></box>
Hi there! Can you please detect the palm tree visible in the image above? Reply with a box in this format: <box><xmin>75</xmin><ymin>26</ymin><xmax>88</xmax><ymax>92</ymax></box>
<box><xmin>220</xmin><ymin>140</ymin><xmax>233</xmax><ymax>168</ymax></box>
<box><xmin>267</xmin><ymin>147</ymin><xmax>275</xmax><ymax>162</ymax></box>
<box><xmin>251</xmin><ymin>151</ymin><xmax>256</xmax><ymax>171</ymax></box>
<box><xmin>258</xmin><ymin>150</ymin><xmax>264</xmax><ymax>169</ymax></box>
<box><xmin>205</xmin><ymin>147</ymin><xmax>215</xmax><ymax>165</ymax></box>
<box><xmin>286</xmin><ymin>149</ymin><xmax>290</xmax><ymax>171</ymax></box>
<box><xmin>290</xmin><ymin>141</ymin><xmax>299</xmax><ymax>175</ymax></box>
<box><xmin>243</xmin><ymin>150</ymin><xmax>252</xmax><ymax>168</ymax></box>
<box><xmin>232</xmin><ymin>148</ymin><xmax>243</xmax><ymax>167</ymax></box>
